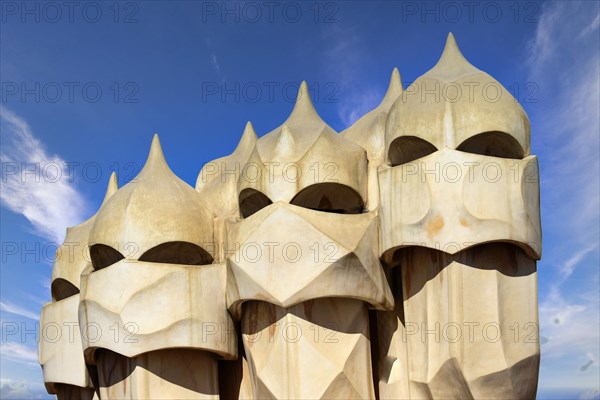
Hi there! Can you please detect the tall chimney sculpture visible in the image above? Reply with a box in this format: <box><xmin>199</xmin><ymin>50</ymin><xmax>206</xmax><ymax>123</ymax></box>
<box><xmin>367</xmin><ymin>33</ymin><xmax>541</xmax><ymax>399</ymax></box>
<box><xmin>39</xmin><ymin>33</ymin><xmax>541</xmax><ymax>399</ymax></box>
<box><xmin>39</xmin><ymin>173</ymin><xmax>118</xmax><ymax>400</ymax></box>
<box><xmin>78</xmin><ymin>136</ymin><xmax>237</xmax><ymax>399</ymax></box>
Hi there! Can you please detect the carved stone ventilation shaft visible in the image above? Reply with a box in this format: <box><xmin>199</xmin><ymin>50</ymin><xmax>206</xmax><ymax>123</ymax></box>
<box><xmin>39</xmin><ymin>33</ymin><xmax>541</xmax><ymax>400</ymax></box>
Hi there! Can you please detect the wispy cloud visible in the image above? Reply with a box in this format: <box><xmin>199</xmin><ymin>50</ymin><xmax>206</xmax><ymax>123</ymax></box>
<box><xmin>0</xmin><ymin>379</ymin><xmax>46</xmax><ymax>400</ymax></box>
<box><xmin>527</xmin><ymin>2</ymin><xmax>600</xmax><ymax>269</ymax></box>
<box><xmin>40</xmin><ymin>277</ymin><xmax>50</xmax><ymax>291</ymax></box>
<box><xmin>320</xmin><ymin>25</ymin><xmax>384</xmax><ymax>128</ymax></box>
<box><xmin>0</xmin><ymin>301</ymin><xmax>39</xmax><ymax>320</ymax></box>
<box><xmin>539</xmin><ymin>287</ymin><xmax>599</xmax><ymax>360</ymax></box>
<box><xmin>528</xmin><ymin>2</ymin><xmax>600</xmax><ymax>244</ymax></box>
<box><xmin>0</xmin><ymin>342</ymin><xmax>38</xmax><ymax>365</ymax></box>
<box><xmin>580</xmin><ymin>13</ymin><xmax>600</xmax><ymax>38</ymax></box>
<box><xmin>337</xmin><ymin>90</ymin><xmax>382</xmax><ymax>128</ymax></box>
<box><xmin>560</xmin><ymin>245</ymin><xmax>599</xmax><ymax>281</ymax></box>
<box><xmin>0</xmin><ymin>106</ymin><xmax>88</xmax><ymax>243</ymax></box>
<box><xmin>579</xmin><ymin>387</ymin><xmax>600</xmax><ymax>400</ymax></box>
<box><xmin>526</xmin><ymin>4</ymin><xmax>563</xmax><ymax>68</ymax></box>
<box><xmin>526</xmin><ymin>1</ymin><xmax>600</xmax><ymax>392</ymax></box>
<box><xmin>27</xmin><ymin>293</ymin><xmax>49</xmax><ymax>307</ymax></box>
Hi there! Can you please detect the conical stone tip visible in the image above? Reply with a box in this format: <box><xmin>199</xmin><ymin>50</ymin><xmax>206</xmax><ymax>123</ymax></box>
<box><xmin>242</xmin><ymin>121</ymin><xmax>258</xmax><ymax>141</ymax></box>
<box><xmin>297</xmin><ymin>81</ymin><xmax>310</xmax><ymax>103</ymax></box>
<box><xmin>441</xmin><ymin>32</ymin><xmax>466</xmax><ymax>63</ymax></box>
<box><xmin>233</xmin><ymin>121</ymin><xmax>259</xmax><ymax>155</ymax></box>
<box><xmin>101</xmin><ymin>171</ymin><xmax>119</xmax><ymax>205</ymax></box>
<box><xmin>383</xmin><ymin>67</ymin><xmax>403</xmax><ymax>103</ymax></box>
<box><xmin>293</xmin><ymin>81</ymin><xmax>316</xmax><ymax>114</ymax></box>
<box><xmin>441</xmin><ymin>32</ymin><xmax>469</xmax><ymax>67</ymax></box>
<box><xmin>286</xmin><ymin>80</ymin><xmax>324</xmax><ymax>126</ymax></box>
<box><xmin>141</xmin><ymin>133</ymin><xmax>170</xmax><ymax>173</ymax></box>
<box><xmin>427</xmin><ymin>32</ymin><xmax>480</xmax><ymax>79</ymax></box>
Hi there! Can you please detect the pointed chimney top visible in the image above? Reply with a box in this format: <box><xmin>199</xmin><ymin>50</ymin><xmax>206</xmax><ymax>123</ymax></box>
<box><xmin>233</xmin><ymin>121</ymin><xmax>258</xmax><ymax>156</ymax></box>
<box><xmin>241</xmin><ymin>121</ymin><xmax>258</xmax><ymax>143</ymax></box>
<box><xmin>428</xmin><ymin>33</ymin><xmax>480</xmax><ymax>80</ymax></box>
<box><xmin>257</xmin><ymin>80</ymin><xmax>337</xmax><ymax>161</ymax></box>
<box><xmin>381</xmin><ymin>67</ymin><xmax>403</xmax><ymax>106</ymax></box>
<box><xmin>101</xmin><ymin>171</ymin><xmax>119</xmax><ymax>206</ymax></box>
<box><xmin>287</xmin><ymin>81</ymin><xmax>321</xmax><ymax>126</ymax></box>
<box><xmin>439</xmin><ymin>33</ymin><xmax>467</xmax><ymax>65</ymax></box>
<box><xmin>141</xmin><ymin>134</ymin><xmax>171</xmax><ymax>174</ymax></box>
<box><xmin>297</xmin><ymin>81</ymin><xmax>310</xmax><ymax>103</ymax></box>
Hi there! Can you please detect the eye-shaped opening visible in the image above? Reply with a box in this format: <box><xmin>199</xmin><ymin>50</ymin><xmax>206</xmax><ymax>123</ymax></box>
<box><xmin>139</xmin><ymin>241</ymin><xmax>214</xmax><ymax>265</ymax></box>
<box><xmin>90</xmin><ymin>244</ymin><xmax>124</xmax><ymax>271</ymax></box>
<box><xmin>389</xmin><ymin>136</ymin><xmax>437</xmax><ymax>166</ymax></box>
<box><xmin>239</xmin><ymin>188</ymin><xmax>273</xmax><ymax>218</ymax></box>
<box><xmin>457</xmin><ymin>131</ymin><xmax>524</xmax><ymax>159</ymax></box>
<box><xmin>51</xmin><ymin>278</ymin><xmax>80</xmax><ymax>301</ymax></box>
<box><xmin>290</xmin><ymin>183</ymin><xmax>364</xmax><ymax>214</ymax></box>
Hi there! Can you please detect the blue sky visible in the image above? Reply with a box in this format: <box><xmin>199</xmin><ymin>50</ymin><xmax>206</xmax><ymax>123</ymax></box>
<box><xmin>1</xmin><ymin>1</ymin><xmax>598</xmax><ymax>398</ymax></box>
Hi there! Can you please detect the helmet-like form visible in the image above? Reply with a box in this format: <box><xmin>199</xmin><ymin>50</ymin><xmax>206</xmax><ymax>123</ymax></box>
<box><xmin>39</xmin><ymin>173</ymin><xmax>117</xmax><ymax>399</ymax></box>
<box><xmin>79</xmin><ymin>135</ymin><xmax>236</xmax><ymax>398</ymax></box>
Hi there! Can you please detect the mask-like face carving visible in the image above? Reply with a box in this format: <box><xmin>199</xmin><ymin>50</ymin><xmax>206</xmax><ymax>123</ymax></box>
<box><xmin>226</xmin><ymin>198</ymin><xmax>393</xmax><ymax>399</ymax></box>
<box><xmin>376</xmin><ymin>34</ymin><xmax>542</xmax><ymax>399</ymax></box>
<box><xmin>380</xmin><ymin>33</ymin><xmax>541</xmax><ymax>260</ymax></box>
<box><xmin>226</xmin><ymin>201</ymin><xmax>393</xmax><ymax>317</ymax></box>
<box><xmin>39</xmin><ymin>174</ymin><xmax>118</xmax><ymax>398</ymax></box>
<box><xmin>80</xmin><ymin>259</ymin><xmax>233</xmax><ymax>358</ymax></box>
<box><xmin>226</xmin><ymin>192</ymin><xmax>392</xmax><ymax>399</ymax></box>
<box><xmin>379</xmin><ymin>148</ymin><xmax>541</xmax><ymax>261</ymax></box>
<box><xmin>79</xmin><ymin>136</ymin><xmax>236</xmax><ymax>364</ymax></box>
<box><xmin>221</xmin><ymin>83</ymin><xmax>394</xmax><ymax>400</ymax></box>
<box><xmin>226</xmin><ymin>83</ymin><xmax>392</xmax><ymax>315</ymax></box>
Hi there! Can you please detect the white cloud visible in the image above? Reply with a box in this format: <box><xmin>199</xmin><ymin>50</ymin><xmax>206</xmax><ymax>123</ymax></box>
<box><xmin>580</xmin><ymin>12</ymin><xmax>600</xmax><ymax>38</ymax></box>
<box><xmin>337</xmin><ymin>89</ymin><xmax>382</xmax><ymax>127</ymax></box>
<box><xmin>526</xmin><ymin>1</ymin><xmax>600</xmax><ymax>392</ymax></box>
<box><xmin>527</xmin><ymin>1</ymin><xmax>600</xmax><ymax>269</ymax></box>
<box><xmin>27</xmin><ymin>293</ymin><xmax>48</xmax><ymax>307</ymax></box>
<box><xmin>0</xmin><ymin>342</ymin><xmax>38</xmax><ymax>365</ymax></box>
<box><xmin>0</xmin><ymin>106</ymin><xmax>88</xmax><ymax>243</ymax></box>
<box><xmin>0</xmin><ymin>301</ymin><xmax>39</xmax><ymax>321</ymax></box>
<box><xmin>40</xmin><ymin>277</ymin><xmax>50</xmax><ymax>291</ymax></box>
<box><xmin>320</xmin><ymin>25</ymin><xmax>384</xmax><ymax>128</ymax></box>
<box><xmin>580</xmin><ymin>387</ymin><xmax>600</xmax><ymax>400</ymax></box>
<box><xmin>539</xmin><ymin>287</ymin><xmax>599</xmax><ymax>361</ymax></box>
<box><xmin>526</xmin><ymin>3</ymin><xmax>562</xmax><ymax>68</ymax></box>
<box><xmin>0</xmin><ymin>379</ymin><xmax>46</xmax><ymax>400</ymax></box>
<box><xmin>560</xmin><ymin>245</ymin><xmax>599</xmax><ymax>281</ymax></box>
